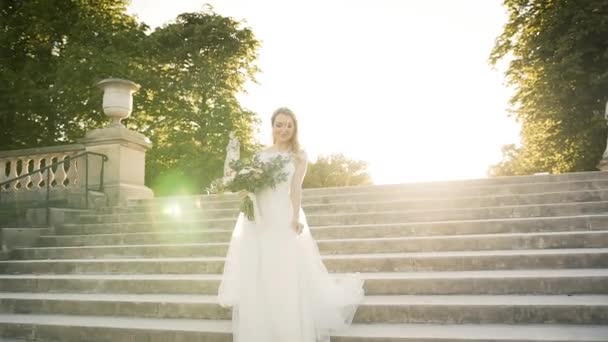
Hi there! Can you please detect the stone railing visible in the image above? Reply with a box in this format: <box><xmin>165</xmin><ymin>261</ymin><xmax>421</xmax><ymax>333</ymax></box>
<box><xmin>0</xmin><ymin>144</ymin><xmax>86</xmax><ymax>203</ymax></box>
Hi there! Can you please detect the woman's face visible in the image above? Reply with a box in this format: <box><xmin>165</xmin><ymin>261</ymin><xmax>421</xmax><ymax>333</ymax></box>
<box><xmin>273</xmin><ymin>113</ymin><xmax>295</xmax><ymax>144</ymax></box>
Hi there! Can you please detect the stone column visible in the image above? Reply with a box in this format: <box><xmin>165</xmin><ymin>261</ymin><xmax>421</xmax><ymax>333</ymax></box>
<box><xmin>78</xmin><ymin>78</ymin><xmax>154</xmax><ymax>205</ymax></box>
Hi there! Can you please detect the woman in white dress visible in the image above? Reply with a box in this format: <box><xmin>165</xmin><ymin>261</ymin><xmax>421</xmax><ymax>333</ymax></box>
<box><xmin>218</xmin><ymin>107</ymin><xmax>365</xmax><ymax>342</ymax></box>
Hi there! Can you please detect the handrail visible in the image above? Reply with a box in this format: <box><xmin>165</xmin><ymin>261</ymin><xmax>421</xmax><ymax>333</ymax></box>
<box><xmin>0</xmin><ymin>151</ymin><xmax>109</xmax><ymax>226</ymax></box>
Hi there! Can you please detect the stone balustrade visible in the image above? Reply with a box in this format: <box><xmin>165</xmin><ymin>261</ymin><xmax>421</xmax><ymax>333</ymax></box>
<box><xmin>0</xmin><ymin>144</ymin><xmax>86</xmax><ymax>203</ymax></box>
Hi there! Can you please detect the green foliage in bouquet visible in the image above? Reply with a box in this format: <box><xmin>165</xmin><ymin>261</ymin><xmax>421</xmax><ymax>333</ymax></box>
<box><xmin>208</xmin><ymin>155</ymin><xmax>290</xmax><ymax>220</ymax></box>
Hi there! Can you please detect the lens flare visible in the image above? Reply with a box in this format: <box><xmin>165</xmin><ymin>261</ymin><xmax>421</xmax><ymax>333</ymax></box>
<box><xmin>163</xmin><ymin>204</ymin><xmax>182</xmax><ymax>218</ymax></box>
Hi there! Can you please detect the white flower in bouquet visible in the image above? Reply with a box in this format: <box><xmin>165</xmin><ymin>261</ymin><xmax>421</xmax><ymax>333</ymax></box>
<box><xmin>207</xmin><ymin>154</ymin><xmax>290</xmax><ymax>220</ymax></box>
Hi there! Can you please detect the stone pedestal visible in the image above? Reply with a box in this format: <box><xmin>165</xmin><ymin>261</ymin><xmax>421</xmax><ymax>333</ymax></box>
<box><xmin>599</xmin><ymin>101</ymin><xmax>608</xmax><ymax>171</ymax></box>
<box><xmin>598</xmin><ymin>158</ymin><xmax>608</xmax><ymax>171</ymax></box>
<box><xmin>78</xmin><ymin>124</ymin><xmax>154</xmax><ymax>206</ymax></box>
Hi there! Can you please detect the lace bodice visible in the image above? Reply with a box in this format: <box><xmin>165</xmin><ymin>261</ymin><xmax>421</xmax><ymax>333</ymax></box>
<box><xmin>257</xmin><ymin>150</ymin><xmax>296</xmax><ymax>187</ymax></box>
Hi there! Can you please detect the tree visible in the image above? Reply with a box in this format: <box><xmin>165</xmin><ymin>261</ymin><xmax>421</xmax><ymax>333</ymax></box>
<box><xmin>488</xmin><ymin>0</ymin><xmax>608</xmax><ymax>176</ymax></box>
<box><xmin>303</xmin><ymin>153</ymin><xmax>372</xmax><ymax>188</ymax></box>
<box><xmin>0</xmin><ymin>0</ymin><xmax>146</xmax><ymax>147</ymax></box>
<box><xmin>0</xmin><ymin>2</ymin><xmax>261</xmax><ymax>196</ymax></box>
<box><xmin>131</xmin><ymin>10</ymin><xmax>261</xmax><ymax>195</ymax></box>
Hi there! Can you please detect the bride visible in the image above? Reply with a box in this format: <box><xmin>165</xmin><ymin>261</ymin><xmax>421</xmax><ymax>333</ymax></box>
<box><xmin>218</xmin><ymin>107</ymin><xmax>365</xmax><ymax>342</ymax></box>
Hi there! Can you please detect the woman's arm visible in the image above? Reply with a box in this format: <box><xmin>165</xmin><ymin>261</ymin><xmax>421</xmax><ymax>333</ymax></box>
<box><xmin>290</xmin><ymin>150</ymin><xmax>308</xmax><ymax>233</ymax></box>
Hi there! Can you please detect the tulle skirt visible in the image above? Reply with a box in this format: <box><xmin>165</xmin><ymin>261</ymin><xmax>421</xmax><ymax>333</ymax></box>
<box><xmin>218</xmin><ymin>208</ymin><xmax>364</xmax><ymax>342</ymax></box>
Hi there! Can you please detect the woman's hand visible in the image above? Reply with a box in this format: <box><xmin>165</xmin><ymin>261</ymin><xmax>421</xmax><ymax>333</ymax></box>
<box><xmin>237</xmin><ymin>190</ymin><xmax>248</xmax><ymax>200</ymax></box>
<box><xmin>292</xmin><ymin>218</ymin><xmax>304</xmax><ymax>235</ymax></box>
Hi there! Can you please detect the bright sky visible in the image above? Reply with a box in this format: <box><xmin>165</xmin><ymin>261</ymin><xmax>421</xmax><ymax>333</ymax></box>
<box><xmin>127</xmin><ymin>0</ymin><xmax>519</xmax><ymax>185</ymax></box>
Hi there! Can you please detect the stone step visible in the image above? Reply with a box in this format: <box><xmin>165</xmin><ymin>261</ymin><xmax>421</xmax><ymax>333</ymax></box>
<box><xmin>1</xmin><ymin>269</ymin><xmax>606</xmax><ymax>295</ymax></box>
<box><xmin>305</xmin><ymin>201</ymin><xmax>608</xmax><ymax>226</ymax></box>
<box><xmin>129</xmin><ymin>172</ymin><xmax>608</xmax><ymax>206</ymax></box>
<box><xmin>56</xmin><ymin>201</ymin><xmax>608</xmax><ymax>236</ymax></box>
<box><xmin>338</xmin><ymin>323</ymin><xmax>608</xmax><ymax>342</ymax></box>
<box><xmin>13</xmin><ymin>231</ymin><xmax>608</xmax><ymax>260</ymax></box>
<box><xmin>299</xmin><ymin>170</ymin><xmax>608</xmax><ymax>193</ymax></box>
<box><xmin>41</xmin><ymin>214</ymin><xmax>608</xmax><ymax>247</ymax></box>
<box><xmin>39</xmin><ymin>229</ymin><xmax>234</xmax><ymax>247</ymax></box>
<box><xmin>1</xmin><ymin>227</ymin><xmax>53</xmax><ymax>252</ymax></box>
<box><xmin>337</xmin><ymin>179</ymin><xmax>608</xmax><ymax>200</ymax></box>
<box><xmin>2</xmin><ymin>314</ymin><xmax>607</xmax><ymax>342</ymax></box>
<box><xmin>0</xmin><ymin>200</ymin><xmax>70</xmax><ymax>228</ymax></box>
<box><xmin>97</xmin><ymin>188</ymin><xmax>608</xmax><ymax>216</ymax></box>
<box><xmin>79</xmin><ymin>190</ymin><xmax>608</xmax><ymax>223</ymax></box>
<box><xmin>1</xmin><ymin>293</ymin><xmax>606</xmax><ymax>324</ymax></box>
<box><xmin>129</xmin><ymin>183</ymin><xmax>608</xmax><ymax>216</ymax></box>
<box><xmin>1</xmin><ymin>248</ymin><xmax>606</xmax><ymax>274</ymax></box>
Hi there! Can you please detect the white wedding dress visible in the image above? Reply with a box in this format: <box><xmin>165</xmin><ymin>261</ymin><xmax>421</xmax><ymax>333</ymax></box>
<box><xmin>218</xmin><ymin>150</ymin><xmax>365</xmax><ymax>342</ymax></box>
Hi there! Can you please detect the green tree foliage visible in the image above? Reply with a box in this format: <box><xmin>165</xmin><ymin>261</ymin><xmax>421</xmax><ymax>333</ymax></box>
<box><xmin>0</xmin><ymin>0</ymin><xmax>145</xmax><ymax>146</ymax></box>
<box><xmin>303</xmin><ymin>153</ymin><xmax>373</xmax><ymax>188</ymax></box>
<box><xmin>0</xmin><ymin>1</ymin><xmax>260</xmax><ymax>195</ymax></box>
<box><xmin>488</xmin><ymin>0</ymin><xmax>608</xmax><ymax>176</ymax></box>
<box><xmin>134</xmin><ymin>10</ymin><xmax>260</xmax><ymax>195</ymax></box>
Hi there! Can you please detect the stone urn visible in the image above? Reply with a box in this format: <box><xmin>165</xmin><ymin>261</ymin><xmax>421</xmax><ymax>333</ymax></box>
<box><xmin>96</xmin><ymin>78</ymin><xmax>141</xmax><ymax>126</ymax></box>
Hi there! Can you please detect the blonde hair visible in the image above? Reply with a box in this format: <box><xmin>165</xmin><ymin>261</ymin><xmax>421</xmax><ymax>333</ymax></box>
<box><xmin>271</xmin><ymin>107</ymin><xmax>305</xmax><ymax>163</ymax></box>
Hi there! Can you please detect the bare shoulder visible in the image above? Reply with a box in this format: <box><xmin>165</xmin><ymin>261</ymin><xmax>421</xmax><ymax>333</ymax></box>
<box><xmin>295</xmin><ymin>149</ymin><xmax>308</xmax><ymax>163</ymax></box>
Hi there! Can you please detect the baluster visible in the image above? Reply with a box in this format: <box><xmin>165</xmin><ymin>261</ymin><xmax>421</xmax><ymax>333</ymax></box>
<box><xmin>30</xmin><ymin>157</ymin><xmax>43</xmax><ymax>191</ymax></box>
<box><xmin>14</xmin><ymin>158</ymin><xmax>23</xmax><ymax>191</ymax></box>
<box><xmin>0</xmin><ymin>159</ymin><xmax>7</xmax><ymax>193</ymax></box>
<box><xmin>45</xmin><ymin>154</ymin><xmax>58</xmax><ymax>190</ymax></box>
<box><xmin>65</xmin><ymin>153</ymin><xmax>79</xmax><ymax>189</ymax></box>
<box><xmin>21</xmin><ymin>156</ymin><xmax>33</xmax><ymax>192</ymax></box>
<box><xmin>7</xmin><ymin>158</ymin><xmax>18</xmax><ymax>193</ymax></box>
<box><xmin>54</xmin><ymin>155</ymin><xmax>68</xmax><ymax>189</ymax></box>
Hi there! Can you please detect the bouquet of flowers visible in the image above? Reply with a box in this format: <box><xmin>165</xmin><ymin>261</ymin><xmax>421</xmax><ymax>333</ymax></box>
<box><xmin>207</xmin><ymin>154</ymin><xmax>290</xmax><ymax>221</ymax></box>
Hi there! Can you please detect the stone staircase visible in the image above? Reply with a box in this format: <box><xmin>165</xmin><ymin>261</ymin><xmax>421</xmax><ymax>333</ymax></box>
<box><xmin>1</xmin><ymin>171</ymin><xmax>608</xmax><ymax>341</ymax></box>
